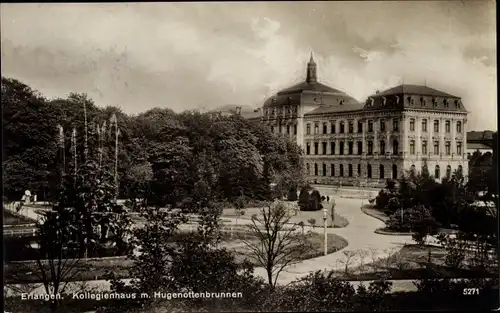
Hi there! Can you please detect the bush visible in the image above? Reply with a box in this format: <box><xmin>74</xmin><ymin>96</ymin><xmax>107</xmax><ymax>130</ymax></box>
<box><xmin>437</xmin><ymin>233</ymin><xmax>467</xmax><ymax>268</ymax></box>
<box><xmin>298</xmin><ymin>187</ymin><xmax>310</xmax><ymax>211</ymax></box>
<box><xmin>374</xmin><ymin>189</ymin><xmax>395</xmax><ymax>211</ymax></box>
<box><xmin>386</xmin><ymin>206</ymin><xmax>431</xmax><ymax>232</ymax></box>
<box><xmin>411</xmin><ymin>206</ymin><xmax>439</xmax><ymax>245</ymax></box>
<box><xmin>287</xmin><ymin>185</ymin><xmax>298</xmax><ymax>201</ymax></box>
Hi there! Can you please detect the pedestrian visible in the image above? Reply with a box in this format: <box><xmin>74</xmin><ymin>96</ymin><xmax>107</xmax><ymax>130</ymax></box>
<box><xmin>327</xmin><ymin>196</ymin><xmax>330</xmax><ymax>202</ymax></box>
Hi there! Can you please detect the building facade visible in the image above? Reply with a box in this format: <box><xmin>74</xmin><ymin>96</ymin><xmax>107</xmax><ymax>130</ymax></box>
<box><xmin>245</xmin><ymin>54</ymin><xmax>469</xmax><ymax>187</ymax></box>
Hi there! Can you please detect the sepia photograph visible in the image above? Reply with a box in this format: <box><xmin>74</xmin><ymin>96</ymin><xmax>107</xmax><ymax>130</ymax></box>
<box><xmin>1</xmin><ymin>1</ymin><xmax>498</xmax><ymax>312</ymax></box>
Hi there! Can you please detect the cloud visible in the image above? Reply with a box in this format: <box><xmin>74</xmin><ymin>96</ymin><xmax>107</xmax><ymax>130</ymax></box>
<box><xmin>0</xmin><ymin>2</ymin><xmax>496</xmax><ymax>130</ymax></box>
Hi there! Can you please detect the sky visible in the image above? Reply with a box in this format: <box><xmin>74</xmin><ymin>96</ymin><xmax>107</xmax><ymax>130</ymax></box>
<box><xmin>1</xmin><ymin>1</ymin><xmax>497</xmax><ymax>130</ymax></box>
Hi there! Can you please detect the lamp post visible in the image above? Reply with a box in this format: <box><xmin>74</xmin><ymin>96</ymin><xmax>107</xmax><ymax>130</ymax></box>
<box><xmin>323</xmin><ymin>208</ymin><xmax>328</xmax><ymax>256</ymax></box>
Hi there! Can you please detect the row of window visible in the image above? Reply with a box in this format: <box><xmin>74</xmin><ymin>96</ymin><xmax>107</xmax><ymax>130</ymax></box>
<box><xmin>366</xmin><ymin>96</ymin><xmax>462</xmax><ymax>109</ymax></box>
<box><xmin>265</xmin><ymin>106</ymin><xmax>298</xmax><ymax>116</ymax></box>
<box><xmin>306</xmin><ymin>163</ymin><xmax>398</xmax><ymax>179</ymax></box>
<box><xmin>305</xmin><ymin>119</ymin><xmax>463</xmax><ymax>135</ymax></box>
<box><xmin>306</xmin><ymin>140</ymin><xmax>463</xmax><ymax>156</ymax></box>
<box><xmin>270</xmin><ymin>125</ymin><xmax>297</xmax><ymax>135</ymax></box>
<box><xmin>306</xmin><ymin>163</ymin><xmax>463</xmax><ymax>180</ymax></box>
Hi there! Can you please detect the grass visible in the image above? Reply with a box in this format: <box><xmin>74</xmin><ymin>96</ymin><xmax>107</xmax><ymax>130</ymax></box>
<box><xmin>329</xmin><ymin>244</ymin><xmax>497</xmax><ymax>281</ymax></box>
<box><xmin>222</xmin><ymin>202</ymin><xmax>349</xmax><ymax>228</ymax></box>
<box><xmin>4</xmin><ymin>232</ymin><xmax>348</xmax><ymax>284</ymax></box>
<box><xmin>360</xmin><ymin>204</ymin><xmax>389</xmax><ymax>222</ymax></box>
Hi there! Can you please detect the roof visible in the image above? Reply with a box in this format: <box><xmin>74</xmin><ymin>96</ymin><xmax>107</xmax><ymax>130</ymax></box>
<box><xmin>277</xmin><ymin>81</ymin><xmax>344</xmax><ymax>95</ymax></box>
<box><xmin>305</xmin><ymin>102</ymin><xmax>365</xmax><ymax>115</ymax></box>
<box><xmin>467</xmin><ymin>143</ymin><xmax>493</xmax><ymax>150</ymax></box>
<box><xmin>467</xmin><ymin>131</ymin><xmax>495</xmax><ymax>141</ymax></box>
<box><xmin>372</xmin><ymin>84</ymin><xmax>459</xmax><ymax>98</ymax></box>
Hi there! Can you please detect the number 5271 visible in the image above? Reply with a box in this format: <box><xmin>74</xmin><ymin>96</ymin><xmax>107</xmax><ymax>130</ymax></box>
<box><xmin>463</xmin><ymin>288</ymin><xmax>479</xmax><ymax>295</ymax></box>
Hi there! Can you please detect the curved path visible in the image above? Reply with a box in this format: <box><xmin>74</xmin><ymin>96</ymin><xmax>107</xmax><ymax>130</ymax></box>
<box><xmin>225</xmin><ymin>197</ymin><xmax>414</xmax><ymax>285</ymax></box>
<box><xmin>5</xmin><ymin>196</ymin><xmax>416</xmax><ymax>295</ymax></box>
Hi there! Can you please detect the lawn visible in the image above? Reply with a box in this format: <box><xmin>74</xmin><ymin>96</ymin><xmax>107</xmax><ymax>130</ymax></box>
<box><xmin>360</xmin><ymin>204</ymin><xmax>389</xmax><ymax>222</ymax></box>
<box><xmin>222</xmin><ymin>202</ymin><xmax>349</xmax><ymax>228</ymax></box>
<box><xmin>329</xmin><ymin>244</ymin><xmax>497</xmax><ymax>281</ymax></box>
<box><xmin>4</xmin><ymin>231</ymin><xmax>348</xmax><ymax>284</ymax></box>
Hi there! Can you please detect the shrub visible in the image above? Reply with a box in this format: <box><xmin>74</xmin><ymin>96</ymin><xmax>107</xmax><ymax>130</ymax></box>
<box><xmin>298</xmin><ymin>187</ymin><xmax>310</xmax><ymax>211</ymax></box>
<box><xmin>411</xmin><ymin>206</ymin><xmax>439</xmax><ymax>245</ymax></box>
<box><xmin>437</xmin><ymin>233</ymin><xmax>467</xmax><ymax>268</ymax></box>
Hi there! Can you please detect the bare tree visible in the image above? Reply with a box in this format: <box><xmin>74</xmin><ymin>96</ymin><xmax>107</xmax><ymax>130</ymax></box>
<box><xmin>339</xmin><ymin>250</ymin><xmax>358</xmax><ymax>276</ymax></box>
<box><xmin>242</xmin><ymin>201</ymin><xmax>313</xmax><ymax>288</ymax></box>
<box><xmin>356</xmin><ymin>249</ymin><xmax>369</xmax><ymax>273</ymax></box>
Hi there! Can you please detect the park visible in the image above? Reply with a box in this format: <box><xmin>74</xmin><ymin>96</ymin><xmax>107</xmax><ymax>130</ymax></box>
<box><xmin>3</xmin><ymin>77</ymin><xmax>499</xmax><ymax>313</ymax></box>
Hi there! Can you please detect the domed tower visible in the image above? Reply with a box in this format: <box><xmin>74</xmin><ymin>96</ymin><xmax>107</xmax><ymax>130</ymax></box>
<box><xmin>261</xmin><ymin>53</ymin><xmax>358</xmax><ymax>148</ymax></box>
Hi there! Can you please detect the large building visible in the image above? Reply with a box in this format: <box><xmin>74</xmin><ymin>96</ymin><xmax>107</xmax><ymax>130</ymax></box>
<box><xmin>241</xmin><ymin>54</ymin><xmax>469</xmax><ymax>187</ymax></box>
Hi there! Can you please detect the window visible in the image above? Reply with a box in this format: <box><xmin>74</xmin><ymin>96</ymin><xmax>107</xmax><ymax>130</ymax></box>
<box><xmin>314</xmin><ymin>163</ymin><xmax>318</xmax><ymax>176</ymax></box>
<box><xmin>306</xmin><ymin>143</ymin><xmax>311</xmax><ymax>155</ymax></box>
<box><xmin>422</xmin><ymin>141</ymin><xmax>428</xmax><ymax>155</ymax></box>
<box><xmin>457</xmin><ymin>142</ymin><xmax>462</xmax><ymax>156</ymax></box>
<box><xmin>340</xmin><ymin>142</ymin><xmax>344</xmax><ymax>155</ymax></box>
<box><xmin>379</xmin><ymin>120</ymin><xmax>385</xmax><ymax>132</ymax></box>
<box><xmin>445</xmin><ymin>141</ymin><xmax>451</xmax><ymax>155</ymax></box>
<box><xmin>339</xmin><ymin>164</ymin><xmax>344</xmax><ymax>177</ymax></box>
<box><xmin>393</xmin><ymin>118</ymin><xmax>399</xmax><ymax>131</ymax></box>
<box><xmin>348</xmin><ymin>142</ymin><xmax>354</xmax><ymax>155</ymax></box>
<box><xmin>380</xmin><ymin>165</ymin><xmax>385</xmax><ymax>179</ymax></box>
<box><xmin>314</xmin><ymin>142</ymin><xmax>319</xmax><ymax>155</ymax></box>
<box><xmin>278</xmin><ymin>126</ymin><xmax>282</xmax><ymax>134</ymax></box>
<box><xmin>348</xmin><ymin>164</ymin><xmax>353</xmax><ymax>177</ymax></box>
<box><xmin>367</xmin><ymin>164</ymin><xmax>372</xmax><ymax>178</ymax></box>
<box><xmin>445</xmin><ymin>120</ymin><xmax>450</xmax><ymax>133</ymax></box>
<box><xmin>380</xmin><ymin>140</ymin><xmax>385</xmax><ymax>154</ymax></box>
<box><xmin>410</xmin><ymin>140</ymin><xmax>415</xmax><ymax>155</ymax></box>
<box><xmin>393</xmin><ymin>140</ymin><xmax>399</xmax><ymax>155</ymax></box>
<box><xmin>340</xmin><ymin>122</ymin><xmax>345</xmax><ymax>134</ymax></box>
<box><xmin>358</xmin><ymin>121</ymin><xmax>363</xmax><ymax>133</ymax></box>
<box><xmin>456</xmin><ymin>121</ymin><xmax>462</xmax><ymax>133</ymax></box>
<box><xmin>434</xmin><ymin>120</ymin><xmax>439</xmax><ymax>133</ymax></box>
<box><xmin>323</xmin><ymin>123</ymin><xmax>327</xmax><ymax>134</ymax></box>
<box><xmin>392</xmin><ymin>164</ymin><xmax>398</xmax><ymax>179</ymax></box>
<box><xmin>458</xmin><ymin>165</ymin><xmax>463</xmax><ymax>174</ymax></box>
<box><xmin>368</xmin><ymin>121</ymin><xmax>374</xmax><ymax>132</ymax></box>
<box><xmin>331</xmin><ymin>122</ymin><xmax>336</xmax><ymax>134</ymax></box>
<box><xmin>306</xmin><ymin>124</ymin><xmax>311</xmax><ymax>135</ymax></box>
<box><xmin>357</xmin><ymin>164</ymin><xmax>361</xmax><ymax>175</ymax></box>
<box><xmin>446</xmin><ymin>165</ymin><xmax>451</xmax><ymax>178</ymax></box>
<box><xmin>331</xmin><ymin>164</ymin><xmax>335</xmax><ymax>176</ymax></box>
<box><xmin>322</xmin><ymin>142</ymin><xmax>327</xmax><ymax>155</ymax></box>
<box><xmin>348</xmin><ymin>121</ymin><xmax>354</xmax><ymax>133</ymax></box>
<box><xmin>323</xmin><ymin>163</ymin><xmax>327</xmax><ymax>176</ymax></box>
<box><xmin>286</xmin><ymin>125</ymin><xmax>290</xmax><ymax>134</ymax></box>
<box><xmin>294</xmin><ymin>124</ymin><xmax>297</xmax><ymax>135</ymax></box>
<box><xmin>331</xmin><ymin>142</ymin><xmax>335</xmax><ymax>155</ymax></box>
<box><xmin>410</xmin><ymin>118</ymin><xmax>415</xmax><ymax>131</ymax></box>
<box><xmin>368</xmin><ymin>141</ymin><xmax>373</xmax><ymax>155</ymax></box>
<box><xmin>306</xmin><ymin>163</ymin><xmax>310</xmax><ymax>175</ymax></box>
<box><xmin>314</xmin><ymin>123</ymin><xmax>319</xmax><ymax>134</ymax></box>
<box><xmin>434</xmin><ymin>141</ymin><xmax>439</xmax><ymax>155</ymax></box>
<box><xmin>435</xmin><ymin>165</ymin><xmax>440</xmax><ymax>179</ymax></box>
<box><xmin>422</xmin><ymin>119</ymin><xmax>427</xmax><ymax>132</ymax></box>
<box><xmin>357</xmin><ymin>141</ymin><xmax>363</xmax><ymax>155</ymax></box>
<box><xmin>270</xmin><ymin>126</ymin><xmax>274</xmax><ymax>133</ymax></box>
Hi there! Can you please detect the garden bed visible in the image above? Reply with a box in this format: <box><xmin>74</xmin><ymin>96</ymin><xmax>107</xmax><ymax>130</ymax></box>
<box><xmin>361</xmin><ymin>204</ymin><xmax>389</xmax><ymax>222</ymax></box>
<box><xmin>375</xmin><ymin>228</ymin><xmax>415</xmax><ymax>236</ymax></box>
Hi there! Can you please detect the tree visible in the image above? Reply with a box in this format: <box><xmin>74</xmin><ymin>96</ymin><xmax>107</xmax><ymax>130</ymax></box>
<box><xmin>9</xmin><ymin>208</ymin><xmax>88</xmax><ymax>313</ymax></box>
<box><xmin>242</xmin><ymin>201</ymin><xmax>314</xmax><ymax>288</ymax></box>
<box><xmin>411</xmin><ymin>205</ymin><xmax>439</xmax><ymax>245</ymax></box>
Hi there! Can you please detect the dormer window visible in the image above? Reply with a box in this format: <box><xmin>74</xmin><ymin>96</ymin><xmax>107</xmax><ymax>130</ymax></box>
<box><xmin>395</xmin><ymin>96</ymin><xmax>400</xmax><ymax>104</ymax></box>
<box><xmin>407</xmin><ymin>96</ymin><xmax>411</xmax><ymax>104</ymax></box>
<box><xmin>443</xmin><ymin>98</ymin><xmax>449</xmax><ymax>108</ymax></box>
<box><xmin>382</xmin><ymin>96</ymin><xmax>387</xmax><ymax>106</ymax></box>
<box><xmin>272</xmin><ymin>108</ymin><xmax>276</xmax><ymax>116</ymax></box>
<box><xmin>272</xmin><ymin>98</ymin><xmax>277</xmax><ymax>104</ymax></box>
<box><xmin>420</xmin><ymin>97</ymin><xmax>426</xmax><ymax>106</ymax></box>
<box><xmin>432</xmin><ymin>98</ymin><xmax>437</xmax><ymax>107</ymax></box>
<box><xmin>455</xmin><ymin>100</ymin><xmax>461</xmax><ymax>109</ymax></box>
